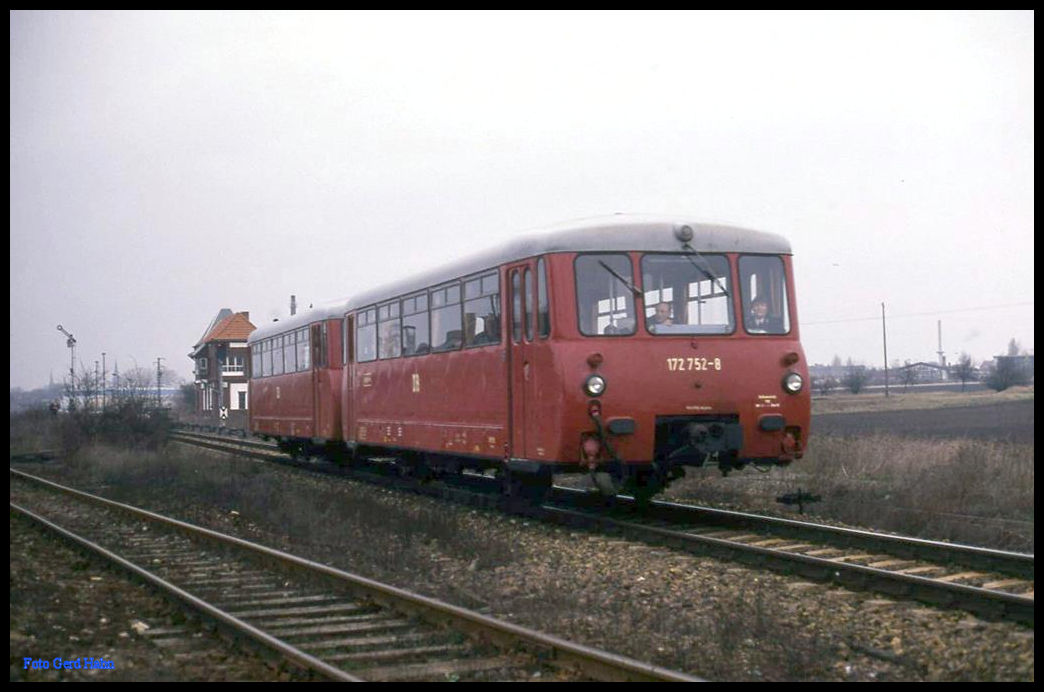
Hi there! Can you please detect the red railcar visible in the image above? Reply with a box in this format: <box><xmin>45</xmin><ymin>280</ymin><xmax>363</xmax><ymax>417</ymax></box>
<box><xmin>248</xmin><ymin>300</ymin><xmax>349</xmax><ymax>456</ymax></box>
<box><xmin>333</xmin><ymin>216</ymin><xmax>810</xmax><ymax>499</ymax></box>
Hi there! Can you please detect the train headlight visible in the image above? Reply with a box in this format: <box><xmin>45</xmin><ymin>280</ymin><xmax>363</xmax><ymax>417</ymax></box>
<box><xmin>782</xmin><ymin>372</ymin><xmax>804</xmax><ymax>394</ymax></box>
<box><xmin>583</xmin><ymin>374</ymin><xmax>607</xmax><ymax>397</ymax></box>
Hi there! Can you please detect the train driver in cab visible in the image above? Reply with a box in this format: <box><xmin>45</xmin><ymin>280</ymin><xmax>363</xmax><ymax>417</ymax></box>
<box><xmin>646</xmin><ymin>301</ymin><xmax>674</xmax><ymax>333</ymax></box>
<box><xmin>746</xmin><ymin>296</ymin><xmax>783</xmax><ymax>333</ymax></box>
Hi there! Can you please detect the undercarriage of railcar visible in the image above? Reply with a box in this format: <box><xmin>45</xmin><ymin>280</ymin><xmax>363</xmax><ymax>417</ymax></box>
<box><xmin>583</xmin><ymin>411</ymin><xmax>800</xmax><ymax>502</ymax></box>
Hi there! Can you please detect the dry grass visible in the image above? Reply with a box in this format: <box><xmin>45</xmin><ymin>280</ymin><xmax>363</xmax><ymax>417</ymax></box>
<box><xmin>59</xmin><ymin>443</ymin><xmax>519</xmax><ymax>574</ymax></box>
<box><xmin>665</xmin><ymin>434</ymin><xmax>1034</xmax><ymax>552</ymax></box>
<box><xmin>812</xmin><ymin>386</ymin><xmax>1034</xmax><ymax>415</ymax></box>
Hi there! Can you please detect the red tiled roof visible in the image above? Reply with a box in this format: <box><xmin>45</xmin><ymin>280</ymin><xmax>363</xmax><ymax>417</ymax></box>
<box><xmin>199</xmin><ymin>311</ymin><xmax>256</xmax><ymax>346</ymax></box>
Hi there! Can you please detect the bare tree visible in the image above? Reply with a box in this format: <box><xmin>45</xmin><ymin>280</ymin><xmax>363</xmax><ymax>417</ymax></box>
<box><xmin>842</xmin><ymin>361</ymin><xmax>869</xmax><ymax>394</ymax></box>
<box><xmin>952</xmin><ymin>353</ymin><xmax>976</xmax><ymax>391</ymax></box>
<box><xmin>900</xmin><ymin>360</ymin><xmax>917</xmax><ymax>392</ymax></box>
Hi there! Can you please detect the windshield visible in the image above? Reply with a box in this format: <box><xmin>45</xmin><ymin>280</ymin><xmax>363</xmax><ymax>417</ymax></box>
<box><xmin>641</xmin><ymin>254</ymin><xmax>734</xmax><ymax>335</ymax></box>
<box><xmin>740</xmin><ymin>255</ymin><xmax>790</xmax><ymax>334</ymax></box>
<box><xmin>575</xmin><ymin>254</ymin><xmax>638</xmax><ymax>336</ymax></box>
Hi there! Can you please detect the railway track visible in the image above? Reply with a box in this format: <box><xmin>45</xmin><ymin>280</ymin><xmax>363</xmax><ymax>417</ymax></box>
<box><xmin>168</xmin><ymin>429</ymin><xmax>1035</xmax><ymax>626</ymax></box>
<box><xmin>10</xmin><ymin>467</ymin><xmax>701</xmax><ymax>683</ymax></box>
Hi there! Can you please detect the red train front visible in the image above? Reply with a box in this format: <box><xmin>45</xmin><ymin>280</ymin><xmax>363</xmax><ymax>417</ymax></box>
<box><xmin>252</xmin><ymin>216</ymin><xmax>811</xmax><ymax>501</ymax></box>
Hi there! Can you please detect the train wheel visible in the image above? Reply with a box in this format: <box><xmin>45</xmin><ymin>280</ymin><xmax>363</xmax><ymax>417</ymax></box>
<box><xmin>502</xmin><ymin>468</ymin><xmax>552</xmax><ymax>505</ymax></box>
<box><xmin>591</xmin><ymin>471</ymin><xmax>620</xmax><ymax>497</ymax></box>
<box><xmin>621</xmin><ymin>466</ymin><xmax>669</xmax><ymax>506</ymax></box>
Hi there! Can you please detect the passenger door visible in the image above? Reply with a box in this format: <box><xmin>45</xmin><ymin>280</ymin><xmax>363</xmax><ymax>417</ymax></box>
<box><xmin>311</xmin><ymin>322</ymin><xmax>324</xmax><ymax>439</ymax></box>
<box><xmin>507</xmin><ymin>262</ymin><xmax>536</xmax><ymax>459</ymax></box>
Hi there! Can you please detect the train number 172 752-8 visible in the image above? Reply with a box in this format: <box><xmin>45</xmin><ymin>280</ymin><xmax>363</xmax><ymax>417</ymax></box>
<box><xmin>666</xmin><ymin>357</ymin><xmax>722</xmax><ymax>372</ymax></box>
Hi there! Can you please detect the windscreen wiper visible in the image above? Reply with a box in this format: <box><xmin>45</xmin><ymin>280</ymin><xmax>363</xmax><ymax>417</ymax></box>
<box><xmin>598</xmin><ymin>260</ymin><xmax>642</xmax><ymax>297</ymax></box>
<box><xmin>680</xmin><ymin>243</ymin><xmax>729</xmax><ymax>297</ymax></box>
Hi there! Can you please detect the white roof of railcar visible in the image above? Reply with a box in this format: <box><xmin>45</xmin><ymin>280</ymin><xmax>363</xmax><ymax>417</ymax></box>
<box><xmin>249</xmin><ymin>298</ymin><xmax>351</xmax><ymax>343</ymax></box>
<box><xmin>347</xmin><ymin>215</ymin><xmax>791</xmax><ymax>311</ymax></box>
<box><xmin>249</xmin><ymin>215</ymin><xmax>792</xmax><ymax>341</ymax></box>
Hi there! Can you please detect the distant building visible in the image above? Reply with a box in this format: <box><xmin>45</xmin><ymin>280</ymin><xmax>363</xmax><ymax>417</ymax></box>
<box><xmin>897</xmin><ymin>361</ymin><xmax>950</xmax><ymax>384</ymax></box>
<box><xmin>189</xmin><ymin>309</ymin><xmax>256</xmax><ymax>423</ymax></box>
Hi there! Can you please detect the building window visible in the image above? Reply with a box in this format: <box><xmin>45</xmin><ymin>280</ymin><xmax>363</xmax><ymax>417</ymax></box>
<box><xmin>222</xmin><ymin>354</ymin><xmax>245</xmax><ymax>374</ymax></box>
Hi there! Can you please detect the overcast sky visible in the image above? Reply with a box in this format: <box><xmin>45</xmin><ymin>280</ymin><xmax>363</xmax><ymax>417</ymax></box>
<box><xmin>10</xmin><ymin>10</ymin><xmax>1034</xmax><ymax>390</ymax></box>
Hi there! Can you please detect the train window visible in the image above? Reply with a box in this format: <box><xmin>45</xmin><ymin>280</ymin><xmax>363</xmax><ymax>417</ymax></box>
<box><xmin>402</xmin><ymin>292</ymin><xmax>430</xmax><ymax>356</ymax></box>
<box><xmin>739</xmin><ymin>255</ymin><xmax>790</xmax><ymax>335</ymax></box>
<box><xmin>430</xmin><ymin>282</ymin><xmax>462</xmax><ymax>352</ymax></box>
<box><xmin>464</xmin><ymin>271</ymin><xmax>500</xmax><ymax>348</ymax></box>
<box><xmin>537</xmin><ymin>258</ymin><xmax>550</xmax><ymax>339</ymax></box>
<box><xmin>524</xmin><ymin>269</ymin><xmax>535</xmax><ymax>341</ymax></box>
<box><xmin>342</xmin><ymin>319</ymin><xmax>348</xmax><ymax>365</ymax></box>
<box><xmin>263</xmin><ymin>339</ymin><xmax>273</xmax><ymax>377</ymax></box>
<box><xmin>316</xmin><ymin>322</ymin><xmax>328</xmax><ymax>368</ymax></box>
<box><xmin>575</xmin><ymin>254</ymin><xmax>637</xmax><ymax>336</ymax></box>
<box><xmin>281</xmin><ymin>331</ymin><xmax>294</xmax><ymax>373</ymax></box>
<box><xmin>251</xmin><ymin>344</ymin><xmax>261</xmax><ymax>378</ymax></box>
<box><xmin>356</xmin><ymin>308</ymin><xmax>378</xmax><ymax>363</ymax></box>
<box><xmin>511</xmin><ymin>270</ymin><xmax>523</xmax><ymax>342</ymax></box>
<box><xmin>641</xmin><ymin>254</ymin><xmax>733</xmax><ymax>335</ymax></box>
<box><xmin>378</xmin><ymin>300</ymin><xmax>402</xmax><ymax>360</ymax></box>
<box><xmin>297</xmin><ymin>328</ymin><xmax>310</xmax><ymax>371</ymax></box>
<box><xmin>272</xmin><ymin>336</ymin><xmax>284</xmax><ymax>376</ymax></box>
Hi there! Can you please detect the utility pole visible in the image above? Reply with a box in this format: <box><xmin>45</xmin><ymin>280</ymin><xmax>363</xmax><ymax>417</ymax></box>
<box><xmin>156</xmin><ymin>357</ymin><xmax>164</xmax><ymax>409</ymax></box>
<box><xmin>881</xmin><ymin>303</ymin><xmax>889</xmax><ymax>398</ymax></box>
<box><xmin>102</xmin><ymin>352</ymin><xmax>106</xmax><ymax>410</ymax></box>
<box><xmin>937</xmin><ymin>320</ymin><xmax>946</xmax><ymax>368</ymax></box>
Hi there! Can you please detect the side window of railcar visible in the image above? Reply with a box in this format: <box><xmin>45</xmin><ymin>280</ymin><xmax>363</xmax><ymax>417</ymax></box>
<box><xmin>464</xmin><ymin>272</ymin><xmax>501</xmax><ymax>348</ymax></box>
<box><xmin>297</xmin><ymin>328</ymin><xmax>310</xmax><ymax>371</ymax></box>
<box><xmin>263</xmin><ymin>339</ymin><xmax>272</xmax><ymax>377</ymax></box>
<box><xmin>739</xmin><ymin>256</ymin><xmax>790</xmax><ymax>335</ymax></box>
<box><xmin>356</xmin><ymin>308</ymin><xmax>378</xmax><ymax>363</ymax></box>
<box><xmin>402</xmin><ymin>293</ymin><xmax>430</xmax><ymax>356</ymax></box>
<box><xmin>524</xmin><ymin>269</ymin><xmax>535</xmax><ymax>341</ymax></box>
<box><xmin>537</xmin><ymin>258</ymin><xmax>550</xmax><ymax>339</ymax></box>
<box><xmin>378</xmin><ymin>301</ymin><xmax>402</xmax><ymax>360</ymax></box>
<box><xmin>511</xmin><ymin>271</ymin><xmax>523</xmax><ymax>342</ymax></box>
<box><xmin>317</xmin><ymin>323</ymin><xmax>328</xmax><ymax>368</ymax></box>
<box><xmin>251</xmin><ymin>344</ymin><xmax>261</xmax><ymax>378</ymax></box>
<box><xmin>272</xmin><ymin>336</ymin><xmax>284</xmax><ymax>376</ymax></box>
<box><xmin>641</xmin><ymin>254</ymin><xmax>733</xmax><ymax>335</ymax></box>
<box><xmin>284</xmin><ymin>331</ymin><xmax>297</xmax><ymax>373</ymax></box>
<box><xmin>430</xmin><ymin>282</ymin><xmax>463</xmax><ymax>352</ymax></box>
<box><xmin>575</xmin><ymin>254</ymin><xmax>637</xmax><ymax>336</ymax></box>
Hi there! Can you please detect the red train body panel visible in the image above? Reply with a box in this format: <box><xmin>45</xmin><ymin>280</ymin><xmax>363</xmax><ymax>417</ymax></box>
<box><xmin>249</xmin><ymin>216</ymin><xmax>811</xmax><ymax>497</ymax></box>
<box><xmin>249</xmin><ymin>305</ymin><xmax>346</xmax><ymax>448</ymax></box>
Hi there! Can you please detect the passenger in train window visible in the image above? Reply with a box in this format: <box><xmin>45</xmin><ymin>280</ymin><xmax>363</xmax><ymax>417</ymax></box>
<box><xmin>746</xmin><ymin>296</ymin><xmax>783</xmax><ymax>333</ymax></box>
<box><xmin>646</xmin><ymin>301</ymin><xmax>674</xmax><ymax>332</ymax></box>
